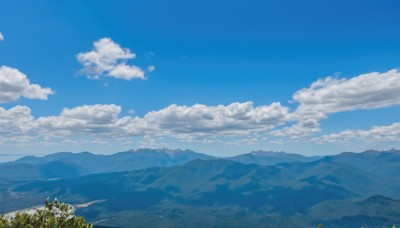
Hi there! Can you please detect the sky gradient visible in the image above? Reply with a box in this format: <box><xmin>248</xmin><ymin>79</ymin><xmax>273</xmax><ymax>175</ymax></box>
<box><xmin>1</xmin><ymin>0</ymin><xmax>400</xmax><ymax>157</ymax></box>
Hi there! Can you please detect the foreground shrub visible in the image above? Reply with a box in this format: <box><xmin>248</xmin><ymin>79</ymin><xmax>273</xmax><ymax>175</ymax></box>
<box><xmin>0</xmin><ymin>199</ymin><xmax>92</xmax><ymax>228</ymax></box>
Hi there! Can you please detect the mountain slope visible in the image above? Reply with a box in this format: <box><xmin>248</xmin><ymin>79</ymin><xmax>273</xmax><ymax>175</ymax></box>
<box><xmin>6</xmin><ymin>155</ymin><xmax>400</xmax><ymax>227</ymax></box>
<box><xmin>10</xmin><ymin>160</ymin><xmax>351</xmax><ymax>220</ymax></box>
<box><xmin>3</xmin><ymin>149</ymin><xmax>400</xmax><ymax>227</ymax></box>
<box><xmin>0</xmin><ymin>161</ymin><xmax>81</xmax><ymax>180</ymax></box>
<box><xmin>309</xmin><ymin>195</ymin><xmax>400</xmax><ymax>227</ymax></box>
<box><xmin>0</xmin><ymin>148</ymin><xmax>215</xmax><ymax>179</ymax></box>
<box><xmin>226</xmin><ymin>150</ymin><xmax>321</xmax><ymax>166</ymax></box>
<box><xmin>0</xmin><ymin>149</ymin><xmax>324</xmax><ymax>180</ymax></box>
<box><xmin>322</xmin><ymin>149</ymin><xmax>400</xmax><ymax>180</ymax></box>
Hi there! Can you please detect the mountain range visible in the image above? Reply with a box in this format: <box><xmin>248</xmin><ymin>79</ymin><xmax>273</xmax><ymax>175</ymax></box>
<box><xmin>0</xmin><ymin>148</ymin><xmax>318</xmax><ymax>180</ymax></box>
<box><xmin>1</xmin><ymin>149</ymin><xmax>400</xmax><ymax>227</ymax></box>
<box><xmin>0</xmin><ymin>148</ymin><xmax>213</xmax><ymax>179</ymax></box>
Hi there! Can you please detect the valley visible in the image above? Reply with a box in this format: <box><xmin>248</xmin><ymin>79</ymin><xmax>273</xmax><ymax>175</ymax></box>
<box><xmin>1</xmin><ymin>149</ymin><xmax>400</xmax><ymax>227</ymax></box>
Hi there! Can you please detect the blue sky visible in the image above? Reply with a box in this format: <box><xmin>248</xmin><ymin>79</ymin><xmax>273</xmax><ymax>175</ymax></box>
<box><xmin>0</xmin><ymin>0</ymin><xmax>400</xmax><ymax>157</ymax></box>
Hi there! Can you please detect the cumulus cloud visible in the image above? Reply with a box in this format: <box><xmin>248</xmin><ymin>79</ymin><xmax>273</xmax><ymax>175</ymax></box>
<box><xmin>270</xmin><ymin>119</ymin><xmax>320</xmax><ymax>139</ymax></box>
<box><xmin>108</xmin><ymin>63</ymin><xmax>144</xmax><ymax>80</ymax></box>
<box><xmin>124</xmin><ymin>102</ymin><xmax>290</xmax><ymax>140</ymax></box>
<box><xmin>294</xmin><ymin>69</ymin><xmax>400</xmax><ymax>114</ymax></box>
<box><xmin>77</xmin><ymin>38</ymin><xmax>145</xmax><ymax>80</ymax></box>
<box><xmin>0</xmin><ymin>106</ymin><xmax>34</xmax><ymax>136</ymax></box>
<box><xmin>0</xmin><ymin>32</ymin><xmax>4</xmax><ymax>41</ymax></box>
<box><xmin>61</xmin><ymin>104</ymin><xmax>121</xmax><ymax>123</ymax></box>
<box><xmin>0</xmin><ymin>66</ymin><xmax>54</xmax><ymax>103</ymax></box>
<box><xmin>0</xmin><ymin>104</ymin><xmax>131</xmax><ymax>142</ymax></box>
<box><xmin>0</xmin><ymin>102</ymin><xmax>290</xmax><ymax>145</ymax></box>
<box><xmin>274</xmin><ymin>69</ymin><xmax>400</xmax><ymax>138</ymax></box>
<box><xmin>312</xmin><ymin>122</ymin><xmax>400</xmax><ymax>144</ymax></box>
<box><xmin>2</xmin><ymin>68</ymin><xmax>400</xmax><ymax>146</ymax></box>
<box><xmin>35</xmin><ymin>104</ymin><xmax>128</xmax><ymax>136</ymax></box>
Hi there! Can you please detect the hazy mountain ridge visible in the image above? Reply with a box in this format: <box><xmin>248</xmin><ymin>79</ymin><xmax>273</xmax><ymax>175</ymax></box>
<box><xmin>2</xmin><ymin>149</ymin><xmax>400</xmax><ymax>227</ymax></box>
<box><xmin>321</xmin><ymin>149</ymin><xmax>400</xmax><ymax>180</ymax></box>
<box><xmin>226</xmin><ymin>150</ymin><xmax>321</xmax><ymax>166</ymax></box>
<box><xmin>1</xmin><ymin>149</ymin><xmax>400</xmax><ymax>227</ymax></box>
<box><xmin>0</xmin><ymin>149</ymin><xmax>320</xmax><ymax>180</ymax></box>
<box><xmin>0</xmin><ymin>148</ymin><xmax>215</xmax><ymax>179</ymax></box>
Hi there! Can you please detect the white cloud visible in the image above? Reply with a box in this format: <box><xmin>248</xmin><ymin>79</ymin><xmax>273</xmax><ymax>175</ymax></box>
<box><xmin>77</xmin><ymin>38</ymin><xmax>145</xmax><ymax>80</ymax></box>
<box><xmin>0</xmin><ymin>102</ymin><xmax>290</xmax><ymax>145</ymax></box>
<box><xmin>35</xmin><ymin>104</ymin><xmax>127</xmax><ymax>135</ymax></box>
<box><xmin>0</xmin><ymin>106</ymin><xmax>34</xmax><ymax>136</ymax></box>
<box><xmin>0</xmin><ymin>66</ymin><xmax>54</xmax><ymax>103</ymax></box>
<box><xmin>0</xmin><ymin>32</ymin><xmax>4</xmax><ymax>41</ymax></box>
<box><xmin>123</xmin><ymin>101</ymin><xmax>290</xmax><ymax>140</ymax></box>
<box><xmin>0</xmin><ymin>104</ymin><xmax>128</xmax><ymax>142</ymax></box>
<box><xmin>1</xmin><ymin>68</ymin><xmax>400</xmax><ymax>147</ymax></box>
<box><xmin>273</xmin><ymin>69</ymin><xmax>400</xmax><ymax>138</ymax></box>
<box><xmin>147</xmin><ymin>65</ymin><xmax>155</xmax><ymax>72</ymax></box>
<box><xmin>294</xmin><ymin>69</ymin><xmax>400</xmax><ymax>115</ymax></box>
<box><xmin>270</xmin><ymin>119</ymin><xmax>320</xmax><ymax>139</ymax></box>
<box><xmin>108</xmin><ymin>63</ymin><xmax>144</xmax><ymax>80</ymax></box>
<box><xmin>312</xmin><ymin>122</ymin><xmax>400</xmax><ymax>144</ymax></box>
<box><xmin>61</xmin><ymin>104</ymin><xmax>121</xmax><ymax>123</ymax></box>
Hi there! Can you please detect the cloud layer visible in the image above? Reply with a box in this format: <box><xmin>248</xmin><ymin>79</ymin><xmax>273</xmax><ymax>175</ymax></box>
<box><xmin>294</xmin><ymin>69</ymin><xmax>400</xmax><ymax>114</ymax></box>
<box><xmin>77</xmin><ymin>38</ymin><xmax>145</xmax><ymax>80</ymax></box>
<box><xmin>1</xmin><ymin>68</ymin><xmax>400</xmax><ymax>147</ymax></box>
<box><xmin>312</xmin><ymin>122</ymin><xmax>400</xmax><ymax>144</ymax></box>
<box><xmin>0</xmin><ymin>102</ymin><xmax>291</xmax><ymax>145</ymax></box>
<box><xmin>124</xmin><ymin>102</ymin><xmax>290</xmax><ymax>140</ymax></box>
<box><xmin>273</xmin><ymin>69</ymin><xmax>400</xmax><ymax>138</ymax></box>
<box><xmin>0</xmin><ymin>66</ymin><xmax>54</xmax><ymax>103</ymax></box>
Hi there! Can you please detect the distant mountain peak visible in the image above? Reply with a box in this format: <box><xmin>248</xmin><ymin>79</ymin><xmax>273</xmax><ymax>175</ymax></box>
<box><xmin>159</xmin><ymin>148</ymin><xmax>181</xmax><ymax>155</ymax></box>
<box><xmin>361</xmin><ymin>149</ymin><xmax>400</xmax><ymax>155</ymax></box>
<box><xmin>128</xmin><ymin>148</ymin><xmax>196</xmax><ymax>156</ymax></box>
<box><xmin>228</xmin><ymin>150</ymin><xmax>319</xmax><ymax>166</ymax></box>
<box><xmin>362</xmin><ymin>149</ymin><xmax>381</xmax><ymax>154</ymax></box>
<box><xmin>249</xmin><ymin>150</ymin><xmax>287</xmax><ymax>156</ymax></box>
<box><xmin>3</xmin><ymin>148</ymin><xmax>215</xmax><ymax>178</ymax></box>
<box><xmin>78</xmin><ymin>151</ymin><xmax>93</xmax><ymax>155</ymax></box>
